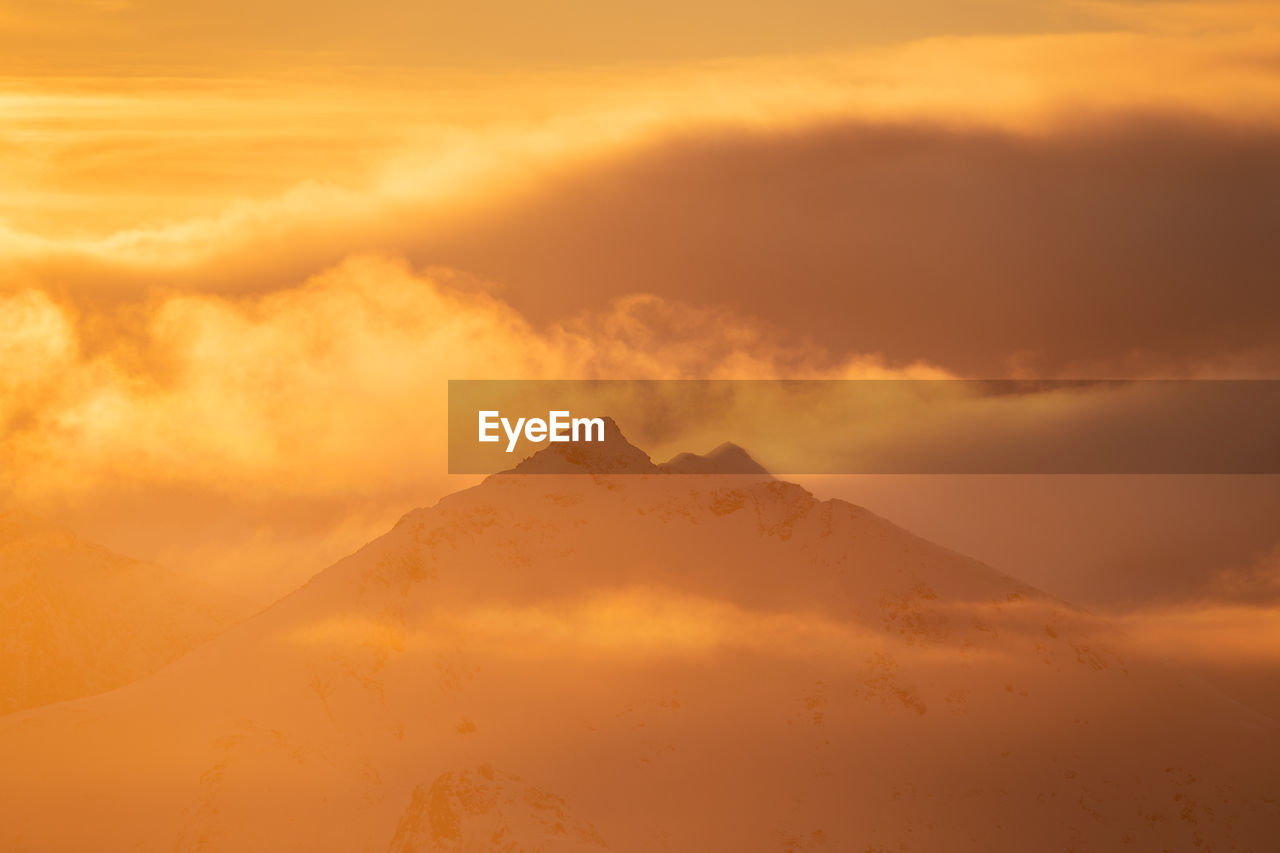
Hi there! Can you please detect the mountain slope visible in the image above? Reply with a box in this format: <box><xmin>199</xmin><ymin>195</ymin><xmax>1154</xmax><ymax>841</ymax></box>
<box><xmin>0</xmin><ymin>510</ymin><xmax>238</xmax><ymax>715</ymax></box>
<box><xmin>0</xmin><ymin>429</ymin><xmax>1274</xmax><ymax>852</ymax></box>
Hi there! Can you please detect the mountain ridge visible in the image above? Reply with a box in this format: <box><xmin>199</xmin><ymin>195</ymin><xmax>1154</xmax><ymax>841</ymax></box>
<box><xmin>0</xmin><ymin>432</ymin><xmax>1275</xmax><ymax>851</ymax></box>
<box><xmin>503</xmin><ymin>417</ymin><xmax>770</xmax><ymax>476</ymax></box>
<box><xmin>0</xmin><ymin>509</ymin><xmax>240</xmax><ymax>715</ymax></box>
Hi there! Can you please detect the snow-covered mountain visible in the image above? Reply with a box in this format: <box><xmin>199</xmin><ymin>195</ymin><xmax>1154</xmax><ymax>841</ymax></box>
<box><xmin>0</xmin><ymin>426</ymin><xmax>1274</xmax><ymax>851</ymax></box>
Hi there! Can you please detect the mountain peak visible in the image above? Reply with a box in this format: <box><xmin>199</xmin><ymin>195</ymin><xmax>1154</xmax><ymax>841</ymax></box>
<box><xmin>658</xmin><ymin>442</ymin><xmax>771</xmax><ymax>476</ymax></box>
<box><xmin>502</xmin><ymin>417</ymin><xmax>661</xmax><ymax>474</ymax></box>
<box><xmin>499</xmin><ymin>418</ymin><xmax>773</xmax><ymax>476</ymax></box>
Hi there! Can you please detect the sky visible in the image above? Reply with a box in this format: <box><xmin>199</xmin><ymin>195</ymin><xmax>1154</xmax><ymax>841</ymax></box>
<box><xmin>1</xmin><ymin>0</ymin><xmax>1279</xmax><ymax>644</ymax></box>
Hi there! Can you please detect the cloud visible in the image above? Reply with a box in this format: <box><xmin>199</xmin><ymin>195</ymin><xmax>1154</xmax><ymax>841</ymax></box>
<box><xmin>802</xmin><ymin>474</ymin><xmax>1280</xmax><ymax>611</ymax></box>
<box><xmin>285</xmin><ymin>586</ymin><xmax>1029</xmax><ymax>665</ymax></box>
<box><xmin>0</xmin><ymin>289</ymin><xmax>78</xmax><ymax>418</ymax></box>
<box><xmin>4</xmin><ymin>8</ymin><xmax>1280</xmax><ymax>606</ymax></box>
<box><xmin>1115</xmin><ymin>603</ymin><xmax>1280</xmax><ymax>664</ymax></box>
<box><xmin>9</xmin><ymin>111</ymin><xmax>1280</xmax><ymax>377</ymax></box>
<box><xmin>411</xmin><ymin>114</ymin><xmax>1280</xmax><ymax>378</ymax></box>
<box><xmin>1</xmin><ymin>254</ymin><xmax>939</xmax><ymax>595</ymax></box>
<box><xmin>2</xmin><ymin>253</ymin><xmax>936</xmax><ymax>501</ymax></box>
<box><xmin>1206</xmin><ymin>544</ymin><xmax>1280</xmax><ymax>604</ymax></box>
<box><xmin>4</xmin><ymin>249</ymin><xmax>1280</xmax><ymax>606</ymax></box>
<box><xmin>0</xmin><ymin>0</ymin><xmax>1147</xmax><ymax>75</ymax></box>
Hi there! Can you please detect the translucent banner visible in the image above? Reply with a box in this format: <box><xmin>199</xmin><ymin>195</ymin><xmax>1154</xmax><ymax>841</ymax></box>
<box><xmin>448</xmin><ymin>379</ymin><xmax>1280</xmax><ymax>474</ymax></box>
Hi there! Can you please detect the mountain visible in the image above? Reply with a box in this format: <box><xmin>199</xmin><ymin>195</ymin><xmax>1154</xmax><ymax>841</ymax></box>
<box><xmin>506</xmin><ymin>418</ymin><xmax>769</xmax><ymax>476</ymax></box>
<box><xmin>505</xmin><ymin>418</ymin><xmax>660</xmax><ymax>474</ymax></box>
<box><xmin>0</xmin><ymin>510</ymin><xmax>238</xmax><ymax>716</ymax></box>
<box><xmin>0</xmin><ymin>427</ymin><xmax>1275</xmax><ymax>852</ymax></box>
<box><xmin>658</xmin><ymin>441</ymin><xmax>771</xmax><ymax>475</ymax></box>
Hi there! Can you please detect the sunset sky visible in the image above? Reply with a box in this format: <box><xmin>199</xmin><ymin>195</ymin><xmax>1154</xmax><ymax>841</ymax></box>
<box><xmin>2</xmin><ymin>0</ymin><xmax>1279</xmax><ymax>634</ymax></box>
<box><xmin>3</xmin><ymin>5</ymin><xmax>1280</xmax><ymax>850</ymax></box>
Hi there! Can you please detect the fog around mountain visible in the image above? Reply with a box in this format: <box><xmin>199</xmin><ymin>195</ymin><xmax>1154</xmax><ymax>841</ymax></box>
<box><xmin>0</xmin><ymin>428</ymin><xmax>1274</xmax><ymax>851</ymax></box>
<box><xmin>4</xmin><ymin>4</ymin><xmax>1278</xmax><ymax>848</ymax></box>
<box><xmin>0</xmin><ymin>509</ymin><xmax>241</xmax><ymax>716</ymax></box>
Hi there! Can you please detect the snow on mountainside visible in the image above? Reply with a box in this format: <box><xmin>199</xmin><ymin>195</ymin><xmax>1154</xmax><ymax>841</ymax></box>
<box><xmin>0</xmin><ymin>510</ymin><xmax>237</xmax><ymax>715</ymax></box>
<box><xmin>0</xmin><ymin>425</ymin><xmax>1275</xmax><ymax>852</ymax></box>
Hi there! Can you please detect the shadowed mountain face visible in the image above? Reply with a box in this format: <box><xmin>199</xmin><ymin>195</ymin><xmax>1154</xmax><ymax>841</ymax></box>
<box><xmin>659</xmin><ymin>442</ymin><xmax>771</xmax><ymax>476</ymax></box>
<box><xmin>0</xmin><ymin>429</ymin><xmax>1275</xmax><ymax>851</ymax></box>
<box><xmin>505</xmin><ymin>418</ymin><xmax>663</xmax><ymax>474</ymax></box>
<box><xmin>507</xmin><ymin>417</ymin><xmax>771</xmax><ymax>477</ymax></box>
<box><xmin>0</xmin><ymin>511</ymin><xmax>238</xmax><ymax>716</ymax></box>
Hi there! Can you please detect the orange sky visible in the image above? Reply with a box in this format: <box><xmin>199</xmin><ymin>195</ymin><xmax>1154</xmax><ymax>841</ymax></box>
<box><xmin>1</xmin><ymin>1</ymin><xmax>1278</xmax><ymax>235</ymax></box>
<box><xmin>2</xmin><ymin>0</ymin><xmax>1279</xmax><ymax>613</ymax></box>
<box><xmin>3</xmin><ymin>9</ymin><xmax>1280</xmax><ymax>846</ymax></box>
